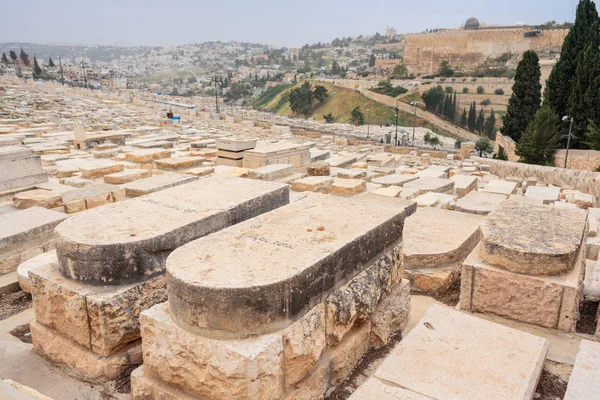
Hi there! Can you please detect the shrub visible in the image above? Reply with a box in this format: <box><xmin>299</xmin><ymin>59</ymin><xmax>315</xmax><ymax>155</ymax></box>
<box><xmin>477</xmin><ymin>86</ymin><xmax>485</xmax><ymax>94</ymax></box>
<box><xmin>494</xmin><ymin>88</ymin><xmax>505</xmax><ymax>95</ymax></box>
<box><xmin>471</xmin><ymin>77</ymin><xmax>477</xmax><ymax>82</ymax></box>
<box><xmin>445</xmin><ymin>86</ymin><xmax>453</xmax><ymax>93</ymax></box>
<box><xmin>462</xmin><ymin>87</ymin><xmax>469</xmax><ymax>93</ymax></box>
<box><xmin>480</xmin><ymin>99</ymin><xmax>491</xmax><ymax>106</ymax></box>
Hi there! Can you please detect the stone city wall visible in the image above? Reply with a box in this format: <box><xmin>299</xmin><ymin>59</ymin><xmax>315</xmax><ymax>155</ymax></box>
<box><xmin>404</xmin><ymin>28</ymin><xmax>568</xmax><ymax>74</ymax></box>
<box><xmin>472</xmin><ymin>157</ymin><xmax>600</xmax><ymax>202</ymax></box>
<box><xmin>554</xmin><ymin>149</ymin><xmax>600</xmax><ymax>172</ymax></box>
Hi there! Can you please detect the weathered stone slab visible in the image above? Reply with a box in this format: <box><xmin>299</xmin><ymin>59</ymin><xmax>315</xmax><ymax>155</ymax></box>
<box><xmin>184</xmin><ymin>166</ymin><xmax>214</xmax><ymax>177</ymax></box>
<box><xmin>331</xmin><ymin>178</ymin><xmax>366</xmax><ymax>196</ymax></box>
<box><xmin>455</xmin><ymin>190</ymin><xmax>506</xmax><ymax>215</ymax></box>
<box><xmin>17</xmin><ymin>250</ymin><xmax>56</xmax><ymax>292</ymax></box>
<box><xmin>564</xmin><ymin>340</ymin><xmax>600</xmax><ymax>400</ymax></box>
<box><xmin>131</xmin><ymin>366</ymin><xmax>198</xmax><ymax>400</ymax></box>
<box><xmin>525</xmin><ymin>185</ymin><xmax>561</xmax><ymax>204</ymax></box>
<box><xmin>154</xmin><ymin>156</ymin><xmax>205</xmax><ymax>171</ymax></box>
<box><xmin>403</xmin><ymin>177</ymin><xmax>454</xmax><ymax>195</ymax></box>
<box><xmin>450</xmin><ymin>174</ymin><xmax>478</xmax><ymax>198</ymax></box>
<box><xmin>351</xmin><ymin>304</ymin><xmax>548</xmax><ymax>400</ymax></box>
<box><xmin>306</xmin><ymin>161</ymin><xmax>330</xmax><ymax>176</ymax></box>
<box><xmin>336</xmin><ymin>169</ymin><xmax>367</xmax><ymax>179</ymax></box>
<box><xmin>13</xmin><ymin>189</ymin><xmax>62</xmax><ymax>209</ymax></box>
<box><xmin>78</xmin><ymin>160</ymin><xmax>124</xmax><ymax>179</ymax></box>
<box><xmin>480</xmin><ymin>179</ymin><xmax>517</xmax><ymax>197</ymax></box>
<box><xmin>403</xmin><ymin>208</ymin><xmax>482</xmax><ymax>268</ymax></box>
<box><xmin>122</xmin><ymin>172</ymin><xmax>198</xmax><ymax>197</ymax></box>
<box><xmin>371</xmin><ymin>185</ymin><xmax>402</xmax><ymax>197</ymax></box>
<box><xmin>290</xmin><ymin>176</ymin><xmax>333</xmax><ymax>193</ymax></box>
<box><xmin>481</xmin><ymin>201</ymin><xmax>587</xmax><ymax>275</ymax></box>
<box><xmin>371</xmin><ymin>174</ymin><xmax>418</xmax><ymax>187</ymax></box>
<box><xmin>248</xmin><ymin>164</ymin><xmax>294</xmax><ymax>181</ymax></box>
<box><xmin>125</xmin><ymin>149</ymin><xmax>171</xmax><ymax>163</ymax></box>
<box><xmin>167</xmin><ymin>193</ymin><xmax>413</xmax><ymax>337</ymax></box>
<box><xmin>0</xmin><ymin>146</ymin><xmax>48</xmax><ymax>192</ymax></box>
<box><xmin>103</xmin><ymin>169</ymin><xmax>152</xmax><ymax>184</ymax></box>
<box><xmin>0</xmin><ymin>207</ymin><xmax>68</xmax><ymax>274</ymax></box>
<box><xmin>55</xmin><ymin>176</ymin><xmax>289</xmax><ymax>284</ymax></box>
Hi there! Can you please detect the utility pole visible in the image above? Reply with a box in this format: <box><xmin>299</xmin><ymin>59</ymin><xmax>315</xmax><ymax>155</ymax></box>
<box><xmin>367</xmin><ymin>108</ymin><xmax>371</xmax><ymax>139</ymax></box>
<box><xmin>214</xmin><ymin>75</ymin><xmax>220</xmax><ymax>114</ymax></box>
<box><xmin>410</xmin><ymin>101</ymin><xmax>417</xmax><ymax>146</ymax></box>
<box><xmin>563</xmin><ymin>116</ymin><xmax>575</xmax><ymax>169</ymax></box>
<box><xmin>58</xmin><ymin>56</ymin><xmax>64</xmax><ymax>86</ymax></box>
<box><xmin>80</xmin><ymin>60</ymin><xmax>88</xmax><ymax>88</ymax></box>
<box><xmin>394</xmin><ymin>102</ymin><xmax>399</xmax><ymax>146</ymax></box>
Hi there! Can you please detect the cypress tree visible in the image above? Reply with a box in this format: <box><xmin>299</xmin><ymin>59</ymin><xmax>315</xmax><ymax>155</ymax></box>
<box><xmin>9</xmin><ymin>50</ymin><xmax>17</xmax><ymax>61</ymax></box>
<box><xmin>48</xmin><ymin>57</ymin><xmax>55</xmax><ymax>68</ymax></box>
<box><xmin>484</xmin><ymin>109</ymin><xmax>497</xmax><ymax>139</ymax></box>
<box><xmin>468</xmin><ymin>102</ymin><xmax>477</xmax><ymax>131</ymax></box>
<box><xmin>1</xmin><ymin>53</ymin><xmax>7</xmax><ymax>64</ymax></box>
<box><xmin>451</xmin><ymin>92</ymin><xmax>457</xmax><ymax>122</ymax></box>
<box><xmin>567</xmin><ymin>20</ymin><xmax>600</xmax><ymax>146</ymax></box>
<box><xmin>502</xmin><ymin>50</ymin><xmax>541</xmax><ymax>142</ymax></box>
<box><xmin>516</xmin><ymin>106</ymin><xmax>561</xmax><ymax>165</ymax></box>
<box><xmin>545</xmin><ymin>0</ymin><xmax>599</xmax><ymax>120</ymax></box>
<box><xmin>460</xmin><ymin>109</ymin><xmax>467</xmax><ymax>127</ymax></box>
<box><xmin>33</xmin><ymin>56</ymin><xmax>42</xmax><ymax>76</ymax></box>
<box><xmin>584</xmin><ymin>120</ymin><xmax>600</xmax><ymax>150</ymax></box>
<box><xmin>19</xmin><ymin>47</ymin><xmax>30</xmax><ymax>66</ymax></box>
<box><xmin>477</xmin><ymin>109</ymin><xmax>485</xmax><ymax>134</ymax></box>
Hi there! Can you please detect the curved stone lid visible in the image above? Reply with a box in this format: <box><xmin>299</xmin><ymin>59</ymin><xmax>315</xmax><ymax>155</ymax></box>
<box><xmin>55</xmin><ymin>175</ymin><xmax>289</xmax><ymax>285</ymax></box>
<box><xmin>480</xmin><ymin>200</ymin><xmax>587</xmax><ymax>275</ymax></box>
<box><xmin>167</xmin><ymin>193</ymin><xmax>413</xmax><ymax>337</ymax></box>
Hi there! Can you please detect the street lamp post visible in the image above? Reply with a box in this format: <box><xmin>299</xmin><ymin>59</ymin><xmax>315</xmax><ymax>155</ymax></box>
<box><xmin>367</xmin><ymin>108</ymin><xmax>371</xmax><ymax>139</ymax></box>
<box><xmin>394</xmin><ymin>102</ymin><xmax>399</xmax><ymax>146</ymax></box>
<box><xmin>563</xmin><ymin>115</ymin><xmax>574</xmax><ymax>169</ymax></box>
<box><xmin>410</xmin><ymin>101</ymin><xmax>417</xmax><ymax>146</ymax></box>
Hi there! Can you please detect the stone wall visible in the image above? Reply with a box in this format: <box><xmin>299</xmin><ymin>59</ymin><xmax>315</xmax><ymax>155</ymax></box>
<box><xmin>384</xmin><ymin>145</ymin><xmax>450</xmax><ymax>159</ymax></box>
<box><xmin>493</xmin><ymin>132</ymin><xmax>518</xmax><ymax>162</ymax></box>
<box><xmin>375</xmin><ymin>59</ymin><xmax>403</xmax><ymax>73</ymax></box>
<box><xmin>554</xmin><ymin>149</ymin><xmax>600</xmax><ymax>172</ymax></box>
<box><xmin>404</xmin><ymin>28</ymin><xmax>568</xmax><ymax>74</ymax></box>
<box><xmin>472</xmin><ymin>157</ymin><xmax>600</xmax><ymax>201</ymax></box>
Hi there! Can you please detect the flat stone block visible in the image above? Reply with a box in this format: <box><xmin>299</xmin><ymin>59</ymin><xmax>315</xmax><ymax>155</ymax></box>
<box><xmin>154</xmin><ymin>156</ymin><xmax>205</xmax><ymax>171</ymax></box>
<box><xmin>403</xmin><ymin>177</ymin><xmax>454</xmax><ymax>195</ymax></box>
<box><xmin>460</xmin><ymin>242</ymin><xmax>584</xmax><ymax>331</ymax></box>
<box><xmin>131</xmin><ymin>365</ymin><xmax>197</xmax><ymax>400</ymax></box>
<box><xmin>125</xmin><ymin>149</ymin><xmax>171</xmax><ymax>163</ymax></box>
<box><xmin>184</xmin><ymin>166</ymin><xmax>214</xmax><ymax>177</ymax></box>
<box><xmin>455</xmin><ymin>190</ymin><xmax>506</xmax><ymax>215</ymax></box>
<box><xmin>30</xmin><ymin>320</ymin><xmax>142</xmax><ymax>384</ymax></box>
<box><xmin>331</xmin><ymin>178</ymin><xmax>366</xmax><ymax>196</ymax></box>
<box><xmin>0</xmin><ymin>207</ymin><xmax>67</xmax><ymax>274</ymax></box>
<box><xmin>450</xmin><ymin>174</ymin><xmax>478</xmax><ymax>198</ymax></box>
<box><xmin>17</xmin><ymin>250</ymin><xmax>56</xmax><ymax>292</ymax></box>
<box><xmin>31</xmin><ymin>258</ymin><xmax>167</xmax><ymax>356</ymax></box>
<box><xmin>56</xmin><ymin>175</ymin><xmax>289</xmax><ymax>284</ymax></box>
<box><xmin>78</xmin><ymin>160</ymin><xmax>124</xmax><ymax>179</ymax></box>
<box><xmin>371</xmin><ymin>173</ymin><xmax>418</xmax><ymax>187</ymax></box>
<box><xmin>564</xmin><ymin>340</ymin><xmax>600</xmax><ymax>400</ymax></box>
<box><xmin>13</xmin><ymin>189</ymin><xmax>62</xmax><ymax>209</ymax></box>
<box><xmin>414</xmin><ymin>192</ymin><xmax>439</xmax><ymax>207</ymax></box>
<box><xmin>103</xmin><ymin>169</ymin><xmax>152</xmax><ymax>184</ymax></box>
<box><xmin>140</xmin><ymin>302</ymin><xmax>284</xmax><ymax>400</ymax></box>
<box><xmin>248</xmin><ymin>164</ymin><xmax>294</xmax><ymax>181</ymax></box>
<box><xmin>353</xmin><ymin>304</ymin><xmax>548</xmax><ymax>400</ymax></box>
<box><xmin>403</xmin><ymin>208</ymin><xmax>482</xmax><ymax>268</ymax></box>
<box><xmin>525</xmin><ymin>185</ymin><xmax>561</xmax><ymax>204</ymax></box>
<box><xmin>167</xmin><ymin>193</ymin><xmax>412</xmax><ymax>337</ymax></box>
<box><xmin>481</xmin><ymin>200</ymin><xmax>587</xmax><ymax>275</ymax></box>
<box><xmin>122</xmin><ymin>172</ymin><xmax>198</xmax><ymax>197</ymax></box>
<box><xmin>371</xmin><ymin>185</ymin><xmax>402</xmax><ymax>197</ymax></box>
<box><xmin>290</xmin><ymin>176</ymin><xmax>333</xmax><ymax>193</ymax></box>
<box><xmin>306</xmin><ymin>161</ymin><xmax>330</xmax><ymax>176</ymax></box>
<box><xmin>336</xmin><ymin>169</ymin><xmax>367</xmax><ymax>179</ymax></box>
<box><xmin>480</xmin><ymin>179</ymin><xmax>517</xmax><ymax>197</ymax></box>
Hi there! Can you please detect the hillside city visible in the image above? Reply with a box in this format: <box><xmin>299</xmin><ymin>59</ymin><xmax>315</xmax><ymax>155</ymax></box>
<box><xmin>2</xmin><ymin>1</ymin><xmax>600</xmax><ymax>399</ymax></box>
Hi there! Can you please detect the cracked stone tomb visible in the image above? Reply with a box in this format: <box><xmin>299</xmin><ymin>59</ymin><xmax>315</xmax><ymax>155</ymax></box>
<box><xmin>28</xmin><ymin>175</ymin><xmax>289</xmax><ymax>383</ymax></box>
<box><xmin>131</xmin><ymin>193</ymin><xmax>415</xmax><ymax>400</ymax></box>
<box><xmin>460</xmin><ymin>200</ymin><xmax>588</xmax><ymax>331</ymax></box>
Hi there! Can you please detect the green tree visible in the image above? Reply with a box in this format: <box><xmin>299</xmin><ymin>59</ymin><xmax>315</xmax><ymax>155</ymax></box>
<box><xmin>48</xmin><ymin>57</ymin><xmax>55</xmax><ymax>68</ymax></box>
<box><xmin>501</xmin><ymin>50</ymin><xmax>542</xmax><ymax>142</ymax></box>
<box><xmin>468</xmin><ymin>102</ymin><xmax>477</xmax><ymax>131</ymax></box>
<box><xmin>424</xmin><ymin>133</ymin><xmax>441</xmax><ymax>149</ymax></box>
<box><xmin>422</xmin><ymin>85</ymin><xmax>444</xmax><ymax>112</ymax></box>
<box><xmin>350</xmin><ymin>106</ymin><xmax>365</xmax><ymax>125</ymax></box>
<box><xmin>476</xmin><ymin>109</ymin><xmax>485</xmax><ymax>134</ymax></box>
<box><xmin>314</xmin><ymin>85</ymin><xmax>328</xmax><ymax>103</ymax></box>
<box><xmin>369</xmin><ymin>53</ymin><xmax>376</xmax><ymax>68</ymax></box>
<box><xmin>9</xmin><ymin>50</ymin><xmax>17</xmax><ymax>62</ymax></box>
<box><xmin>460</xmin><ymin>108</ymin><xmax>468</xmax><ymax>127</ymax></box>
<box><xmin>477</xmin><ymin>86</ymin><xmax>485</xmax><ymax>94</ymax></box>
<box><xmin>439</xmin><ymin>60</ymin><xmax>454</xmax><ymax>77</ymax></box>
<box><xmin>476</xmin><ymin>137</ymin><xmax>493</xmax><ymax>157</ymax></box>
<box><xmin>484</xmin><ymin>109</ymin><xmax>497</xmax><ymax>139</ymax></box>
<box><xmin>187</xmin><ymin>76</ymin><xmax>197</xmax><ymax>84</ymax></box>
<box><xmin>331</xmin><ymin>60</ymin><xmax>341</xmax><ymax>74</ymax></box>
<box><xmin>584</xmin><ymin>120</ymin><xmax>600</xmax><ymax>150</ymax></box>
<box><xmin>493</xmin><ymin>147</ymin><xmax>509</xmax><ymax>160</ymax></box>
<box><xmin>545</xmin><ymin>0</ymin><xmax>599</xmax><ymax>122</ymax></box>
<box><xmin>32</xmin><ymin>56</ymin><xmax>42</xmax><ymax>77</ymax></box>
<box><xmin>1</xmin><ymin>53</ymin><xmax>7</xmax><ymax>64</ymax></box>
<box><xmin>516</xmin><ymin>107</ymin><xmax>561</xmax><ymax>165</ymax></box>
<box><xmin>323</xmin><ymin>113</ymin><xmax>335</xmax><ymax>123</ymax></box>
<box><xmin>19</xmin><ymin>47</ymin><xmax>30</xmax><ymax>66</ymax></box>
<box><xmin>289</xmin><ymin>81</ymin><xmax>314</xmax><ymax>115</ymax></box>
<box><xmin>391</xmin><ymin>63</ymin><xmax>408</xmax><ymax>79</ymax></box>
<box><xmin>455</xmin><ymin>138</ymin><xmax>466</xmax><ymax>149</ymax></box>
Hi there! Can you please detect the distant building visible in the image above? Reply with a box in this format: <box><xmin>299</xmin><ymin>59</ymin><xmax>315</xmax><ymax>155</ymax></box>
<box><xmin>385</xmin><ymin>26</ymin><xmax>398</xmax><ymax>39</ymax></box>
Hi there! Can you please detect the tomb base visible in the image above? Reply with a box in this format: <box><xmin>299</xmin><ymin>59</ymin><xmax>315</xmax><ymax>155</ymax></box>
<box><xmin>460</xmin><ymin>243</ymin><xmax>585</xmax><ymax>331</ymax></box>
<box><xmin>31</xmin><ymin>321</ymin><xmax>142</xmax><ymax>384</ymax></box>
<box><xmin>133</xmin><ymin>277</ymin><xmax>410</xmax><ymax>399</ymax></box>
<box><xmin>403</xmin><ymin>265</ymin><xmax>460</xmax><ymax>294</ymax></box>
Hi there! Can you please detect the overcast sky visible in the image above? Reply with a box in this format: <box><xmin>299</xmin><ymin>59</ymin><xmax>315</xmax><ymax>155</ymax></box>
<box><xmin>1</xmin><ymin>0</ymin><xmax>584</xmax><ymax>47</ymax></box>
